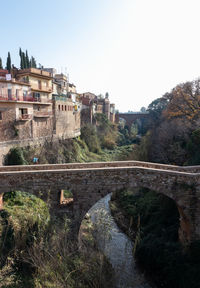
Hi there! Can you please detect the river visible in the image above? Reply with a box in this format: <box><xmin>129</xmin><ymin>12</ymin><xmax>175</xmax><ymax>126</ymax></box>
<box><xmin>86</xmin><ymin>194</ymin><xmax>152</xmax><ymax>288</ymax></box>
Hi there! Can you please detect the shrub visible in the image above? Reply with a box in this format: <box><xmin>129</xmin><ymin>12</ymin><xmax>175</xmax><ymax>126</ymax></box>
<box><xmin>5</xmin><ymin>147</ymin><xmax>28</xmax><ymax>165</ymax></box>
<box><xmin>81</xmin><ymin>125</ymin><xmax>101</xmax><ymax>153</ymax></box>
<box><xmin>0</xmin><ymin>190</ymin><xmax>50</xmax><ymax>275</ymax></box>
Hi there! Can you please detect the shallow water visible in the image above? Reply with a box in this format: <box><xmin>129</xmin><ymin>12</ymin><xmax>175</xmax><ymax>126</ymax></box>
<box><xmin>87</xmin><ymin>194</ymin><xmax>152</xmax><ymax>288</ymax></box>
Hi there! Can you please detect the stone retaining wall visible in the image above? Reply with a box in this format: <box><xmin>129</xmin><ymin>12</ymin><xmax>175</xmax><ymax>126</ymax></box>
<box><xmin>0</xmin><ymin>130</ymin><xmax>80</xmax><ymax>165</ymax></box>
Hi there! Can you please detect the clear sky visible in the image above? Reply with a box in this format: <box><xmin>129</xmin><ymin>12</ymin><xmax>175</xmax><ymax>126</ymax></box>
<box><xmin>1</xmin><ymin>0</ymin><xmax>200</xmax><ymax>112</ymax></box>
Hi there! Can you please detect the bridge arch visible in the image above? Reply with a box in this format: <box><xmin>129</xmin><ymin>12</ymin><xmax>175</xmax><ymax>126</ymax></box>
<box><xmin>116</xmin><ymin>113</ymin><xmax>149</xmax><ymax>130</ymax></box>
<box><xmin>0</xmin><ymin>161</ymin><xmax>199</xmax><ymax>244</ymax></box>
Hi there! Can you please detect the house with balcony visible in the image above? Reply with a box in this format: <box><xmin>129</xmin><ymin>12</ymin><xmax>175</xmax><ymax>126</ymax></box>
<box><xmin>13</xmin><ymin>68</ymin><xmax>53</xmax><ymax>103</ymax></box>
<box><xmin>0</xmin><ymin>71</ymin><xmax>53</xmax><ymax>142</ymax></box>
<box><xmin>0</xmin><ymin>77</ymin><xmax>33</xmax><ymax>141</ymax></box>
<box><xmin>13</xmin><ymin>68</ymin><xmax>54</xmax><ymax>138</ymax></box>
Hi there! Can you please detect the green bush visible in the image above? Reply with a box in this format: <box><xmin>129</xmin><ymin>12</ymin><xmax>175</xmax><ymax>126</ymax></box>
<box><xmin>0</xmin><ymin>190</ymin><xmax>50</xmax><ymax>281</ymax></box>
<box><xmin>80</xmin><ymin>125</ymin><xmax>101</xmax><ymax>153</ymax></box>
<box><xmin>5</xmin><ymin>147</ymin><xmax>28</xmax><ymax>165</ymax></box>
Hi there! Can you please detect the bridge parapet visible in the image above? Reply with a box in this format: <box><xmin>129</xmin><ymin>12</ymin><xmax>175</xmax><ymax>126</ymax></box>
<box><xmin>1</xmin><ymin>160</ymin><xmax>200</xmax><ymax>173</ymax></box>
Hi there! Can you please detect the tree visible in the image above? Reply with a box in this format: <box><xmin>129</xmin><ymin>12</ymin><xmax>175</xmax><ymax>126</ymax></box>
<box><xmin>140</xmin><ymin>107</ymin><xmax>146</xmax><ymax>113</ymax></box>
<box><xmin>30</xmin><ymin>56</ymin><xmax>37</xmax><ymax>68</ymax></box>
<box><xmin>19</xmin><ymin>48</ymin><xmax>36</xmax><ymax>69</ymax></box>
<box><xmin>25</xmin><ymin>50</ymin><xmax>30</xmax><ymax>68</ymax></box>
<box><xmin>0</xmin><ymin>58</ymin><xmax>2</xmax><ymax>69</ymax></box>
<box><xmin>22</xmin><ymin>52</ymin><xmax>26</xmax><ymax>69</ymax></box>
<box><xmin>105</xmin><ymin>92</ymin><xmax>109</xmax><ymax>99</ymax></box>
<box><xmin>147</xmin><ymin>96</ymin><xmax>168</xmax><ymax>124</ymax></box>
<box><xmin>19</xmin><ymin>47</ymin><xmax>22</xmax><ymax>58</ymax></box>
<box><xmin>163</xmin><ymin>80</ymin><xmax>200</xmax><ymax>121</ymax></box>
<box><xmin>6</xmin><ymin>52</ymin><xmax>11</xmax><ymax>72</ymax></box>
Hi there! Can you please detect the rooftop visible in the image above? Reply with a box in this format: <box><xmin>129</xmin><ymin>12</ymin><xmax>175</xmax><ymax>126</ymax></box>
<box><xmin>16</xmin><ymin>68</ymin><xmax>53</xmax><ymax>79</ymax></box>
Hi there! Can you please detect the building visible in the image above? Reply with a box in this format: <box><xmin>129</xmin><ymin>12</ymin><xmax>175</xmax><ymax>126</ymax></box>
<box><xmin>52</xmin><ymin>72</ymin><xmax>81</xmax><ymax>138</ymax></box>
<box><xmin>0</xmin><ymin>69</ymin><xmax>54</xmax><ymax>141</ymax></box>
<box><xmin>0</xmin><ymin>65</ymin><xmax>116</xmax><ymax>165</ymax></box>
<box><xmin>80</xmin><ymin>92</ymin><xmax>115</xmax><ymax>125</ymax></box>
<box><xmin>0</xmin><ymin>68</ymin><xmax>82</xmax><ymax>164</ymax></box>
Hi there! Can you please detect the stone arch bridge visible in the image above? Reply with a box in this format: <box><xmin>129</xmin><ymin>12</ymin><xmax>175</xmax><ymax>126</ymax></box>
<box><xmin>0</xmin><ymin>161</ymin><xmax>200</xmax><ymax>244</ymax></box>
<box><xmin>115</xmin><ymin>112</ymin><xmax>150</xmax><ymax>129</ymax></box>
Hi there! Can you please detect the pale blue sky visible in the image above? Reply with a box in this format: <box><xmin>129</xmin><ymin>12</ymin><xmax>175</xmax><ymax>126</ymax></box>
<box><xmin>1</xmin><ymin>0</ymin><xmax>200</xmax><ymax>111</ymax></box>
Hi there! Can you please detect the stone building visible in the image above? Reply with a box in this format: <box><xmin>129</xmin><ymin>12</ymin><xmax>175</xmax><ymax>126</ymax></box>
<box><xmin>52</xmin><ymin>77</ymin><xmax>81</xmax><ymax>139</ymax></box>
<box><xmin>0</xmin><ymin>68</ymin><xmax>81</xmax><ymax>164</ymax></box>
<box><xmin>0</xmin><ymin>66</ymin><xmax>116</xmax><ymax>165</ymax></box>
<box><xmin>80</xmin><ymin>92</ymin><xmax>115</xmax><ymax>125</ymax></box>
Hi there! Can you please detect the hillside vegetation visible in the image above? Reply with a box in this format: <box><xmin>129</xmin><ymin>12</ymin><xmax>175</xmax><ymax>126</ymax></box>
<box><xmin>110</xmin><ymin>188</ymin><xmax>200</xmax><ymax>288</ymax></box>
<box><xmin>132</xmin><ymin>79</ymin><xmax>200</xmax><ymax>165</ymax></box>
<box><xmin>5</xmin><ymin>113</ymin><xmax>136</xmax><ymax>165</ymax></box>
<box><xmin>109</xmin><ymin>78</ymin><xmax>200</xmax><ymax>288</ymax></box>
<box><xmin>0</xmin><ymin>191</ymin><xmax>113</xmax><ymax>288</ymax></box>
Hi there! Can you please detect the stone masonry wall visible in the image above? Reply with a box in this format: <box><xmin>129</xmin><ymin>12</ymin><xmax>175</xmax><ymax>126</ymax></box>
<box><xmin>54</xmin><ymin>100</ymin><xmax>80</xmax><ymax>138</ymax></box>
<box><xmin>0</xmin><ymin>103</ymin><xmax>17</xmax><ymax>141</ymax></box>
<box><xmin>0</xmin><ymin>163</ymin><xmax>199</xmax><ymax>243</ymax></box>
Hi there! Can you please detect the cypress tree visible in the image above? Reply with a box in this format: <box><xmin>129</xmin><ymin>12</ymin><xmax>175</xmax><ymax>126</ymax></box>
<box><xmin>22</xmin><ymin>52</ymin><xmax>26</xmax><ymax>69</ymax></box>
<box><xmin>20</xmin><ymin>52</ymin><xmax>24</xmax><ymax>69</ymax></box>
<box><xmin>6</xmin><ymin>52</ymin><xmax>11</xmax><ymax>72</ymax></box>
<box><xmin>25</xmin><ymin>50</ymin><xmax>29</xmax><ymax>68</ymax></box>
<box><xmin>20</xmin><ymin>56</ymin><xmax>23</xmax><ymax>69</ymax></box>
<box><xmin>19</xmin><ymin>47</ymin><xmax>22</xmax><ymax>57</ymax></box>
<box><xmin>0</xmin><ymin>58</ymin><xmax>3</xmax><ymax>69</ymax></box>
<box><xmin>31</xmin><ymin>56</ymin><xmax>37</xmax><ymax>68</ymax></box>
<box><xmin>19</xmin><ymin>48</ymin><xmax>23</xmax><ymax>69</ymax></box>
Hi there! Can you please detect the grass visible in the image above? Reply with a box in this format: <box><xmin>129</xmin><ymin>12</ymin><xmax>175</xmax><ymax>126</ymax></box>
<box><xmin>0</xmin><ymin>191</ymin><xmax>114</xmax><ymax>288</ymax></box>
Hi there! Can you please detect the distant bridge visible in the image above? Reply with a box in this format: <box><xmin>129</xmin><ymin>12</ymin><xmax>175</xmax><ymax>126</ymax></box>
<box><xmin>115</xmin><ymin>112</ymin><xmax>149</xmax><ymax>128</ymax></box>
<box><xmin>0</xmin><ymin>161</ymin><xmax>200</xmax><ymax>244</ymax></box>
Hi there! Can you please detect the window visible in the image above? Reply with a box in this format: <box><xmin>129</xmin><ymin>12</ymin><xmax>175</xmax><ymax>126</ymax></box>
<box><xmin>58</xmin><ymin>105</ymin><xmax>60</xmax><ymax>111</ymax></box>
<box><xmin>19</xmin><ymin>108</ymin><xmax>28</xmax><ymax>115</ymax></box>
<box><xmin>0</xmin><ymin>112</ymin><xmax>2</xmax><ymax>120</ymax></box>
<box><xmin>16</xmin><ymin>89</ymin><xmax>20</xmax><ymax>100</ymax></box>
<box><xmin>23</xmin><ymin>90</ymin><xmax>28</xmax><ymax>101</ymax></box>
<box><xmin>65</xmin><ymin>105</ymin><xmax>67</xmax><ymax>111</ymax></box>
<box><xmin>38</xmin><ymin>80</ymin><xmax>41</xmax><ymax>89</ymax></box>
<box><xmin>8</xmin><ymin>88</ymin><xmax>12</xmax><ymax>100</ymax></box>
<box><xmin>33</xmin><ymin>92</ymin><xmax>41</xmax><ymax>102</ymax></box>
<box><xmin>62</xmin><ymin>105</ymin><xmax>63</xmax><ymax>111</ymax></box>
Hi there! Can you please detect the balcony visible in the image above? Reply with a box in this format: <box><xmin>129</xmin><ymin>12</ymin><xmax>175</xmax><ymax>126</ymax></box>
<box><xmin>0</xmin><ymin>94</ymin><xmax>51</xmax><ymax>104</ymax></box>
<box><xmin>31</xmin><ymin>84</ymin><xmax>52</xmax><ymax>93</ymax></box>
<box><xmin>52</xmin><ymin>94</ymin><xmax>69</xmax><ymax>102</ymax></box>
<box><xmin>0</xmin><ymin>94</ymin><xmax>35</xmax><ymax>102</ymax></box>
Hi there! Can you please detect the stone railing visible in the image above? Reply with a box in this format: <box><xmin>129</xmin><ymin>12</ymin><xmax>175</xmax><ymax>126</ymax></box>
<box><xmin>0</xmin><ymin>160</ymin><xmax>199</xmax><ymax>173</ymax></box>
